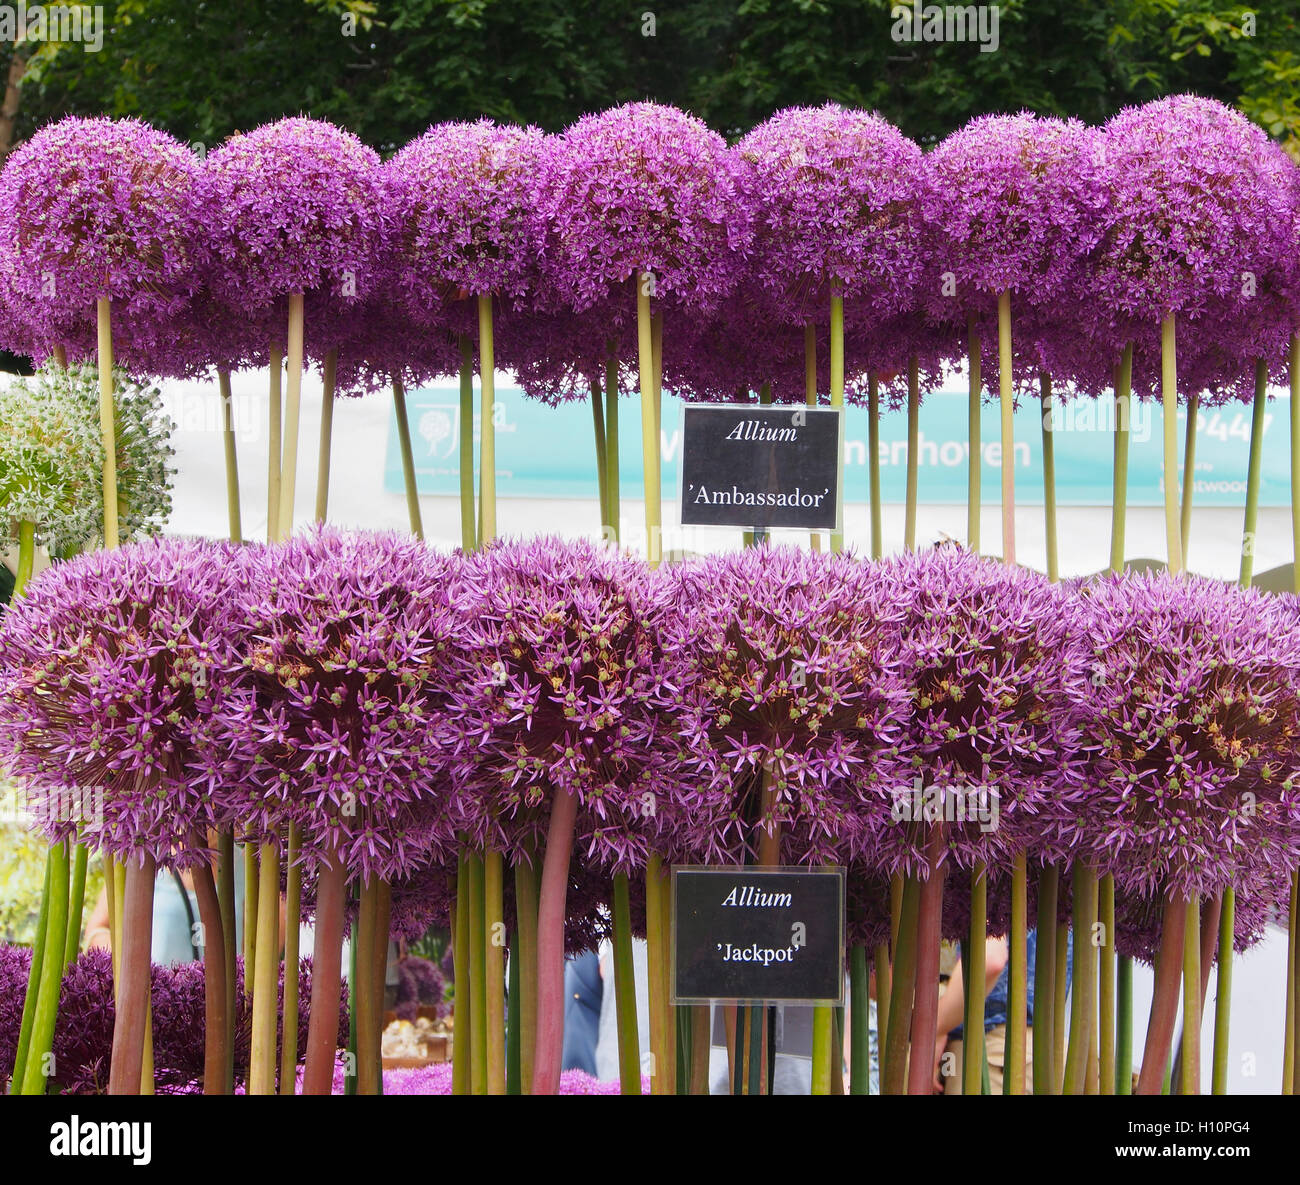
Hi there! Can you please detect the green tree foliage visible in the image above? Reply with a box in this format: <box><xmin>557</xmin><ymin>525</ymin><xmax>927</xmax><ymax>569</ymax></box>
<box><xmin>6</xmin><ymin>1</ymin><xmax>1300</xmax><ymax>153</ymax></box>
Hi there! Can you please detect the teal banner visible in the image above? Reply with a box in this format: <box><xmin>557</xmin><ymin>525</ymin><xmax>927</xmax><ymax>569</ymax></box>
<box><xmin>385</xmin><ymin>386</ymin><xmax>1291</xmax><ymax>507</ymax></box>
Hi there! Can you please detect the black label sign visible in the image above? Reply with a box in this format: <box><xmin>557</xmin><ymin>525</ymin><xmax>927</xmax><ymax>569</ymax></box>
<box><xmin>679</xmin><ymin>403</ymin><xmax>842</xmax><ymax>530</ymax></box>
<box><xmin>672</xmin><ymin>867</ymin><xmax>845</xmax><ymax>1005</ymax></box>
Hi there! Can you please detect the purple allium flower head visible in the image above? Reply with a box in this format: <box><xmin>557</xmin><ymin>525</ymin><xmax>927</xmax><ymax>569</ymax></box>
<box><xmin>387</xmin><ymin>121</ymin><xmax>546</xmax><ymax>335</ymax></box>
<box><xmin>444</xmin><ymin>537</ymin><xmax>669</xmax><ymax>876</ymax></box>
<box><xmin>537</xmin><ymin>103</ymin><xmax>752</xmax><ymax>321</ymax></box>
<box><xmin>1086</xmin><ymin>96</ymin><xmax>1296</xmax><ymax>345</ymax></box>
<box><xmin>737</xmin><ymin>105</ymin><xmax>927</xmax><ymax>326</ymax></box>
<box><xmin>653</xmin><ymin>547</ymin><xmax>912</xmax><ymax>867</ymax></box>
<box><xmin>1071</xmin><ymin>571</ymin><xmax>1300</xmax><ymax>901</ymax></box>
<box><xmin>871</xmin><ymin>546</ymin><xmax>1091</xmax><ymax>879</ymax></box>
<box><xmin>0</xmin><ymin>538</ymin><xmax>255</xmax><ymax>867</ymax></box>
<box><xmin>0</xmin><ymin>117</ymin><xmax>212</xmax><ymax>343</ymax></box>
<box><xmin>206</xmin><ymin>118</ymin><xmax>389</xmax><ymax>311</ymax></box>
<box><xmin>923</xmin><ymin>113</ymin><xmax>1105</xmax><ymax>322</ymax></box>
<box><xmin>225</xmin><ymin>527</ymin><xmax>460</xmax><ymax>885</ymax></box>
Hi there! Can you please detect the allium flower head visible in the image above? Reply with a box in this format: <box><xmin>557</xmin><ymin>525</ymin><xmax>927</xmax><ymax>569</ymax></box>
<box><xmin>1072</xmin><ymin>571</ymin><xmax>1300</xmax><ymax>900</ymax></box>
<box><xmin>0</xmin><ymin>117</ymin><xmax>211</xmax><ymax>329</ymax></box>
<box><xmin>653</xmin><ymin>547</ymin><xmax>912</xmax><ymax>867</ymax></box>
<box><xmin>737</xmin><ymin>105</ymin><xmax>927</xmax><ymax>325</ymax></box>
<box><xmin>872</xmin><ymin>546</ymin><xmax>1090</xmax><ymax>877</ymax></box>
<box><xmin>206</xmin><ymin>118</ymin><xmax>389</xmax><ymax>309</ymax></box>
<box><xmin>1088</xmin><ymin>96</ymin><xmax>1296</xmax><ymax>333</ymax></box>
<box><xmin>227</xmin><ymin>528</ymin><xmax>459</xmax><ymax>884</ymax></box>
<box><xmin>538</xmin><ymin>103</ymin><xmax>752</xmax><ymax>319</ymax></box>
<box><xmin>923</xmin><ymin>113</ymin><xmax>1105</xmax><ymax>317</ymax></box>
<box><xmin>0</xmin><ymin>538</ymin><xmax>254</xmax><ymax>866</ymax></box>
<box><xmin>445</xmin><ymin>537</ymin><xmax>668</xmax><ymax>875</ymax></box>
<box><xmin>387</xmin><ymin>121</ymin><xmax>546</xmax><ymax>329</ymax></box>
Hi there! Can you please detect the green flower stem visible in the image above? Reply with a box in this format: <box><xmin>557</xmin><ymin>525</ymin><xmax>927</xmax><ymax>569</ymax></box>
<box><xmin>1117</xmin><ymin>954</ymin><xmax>1134</xmax><ymax>1094</ymax></box>
<box><xmin>1211</xmin><ymin>889</ymin><xmax>1233</xmax><ymax>1094</ymax></box>
<box><xmin>637</xmin><ymin>275</ymin><xmax>661</xmax><ymax>567</ymax></box>
<box><xmin>353</xmin><ymin>877</ymin><xmax>379</xmax><ymax>1095</ymax></box>
<box><xmin>873</xmin><ymin>941</ymin><xmax>892</xmax><ymax>1061</ymax></box>
<box><xmin>507</xmin><ymin>929</ymin><xmax>521</xmax><ymax>1095</ymax></box>
<box><xmin>1161</xmin><ymin>315</ymin><xmax>1183</xmax><ymax>575</ymax></box>
<box><xmin>267</xmin><ymin>342</ymin><xmax>282</xmax><ymax>544</ymax></box>
<box><xmin>829</xmin><ymin>292</ymin><xmax>845</xmax><ymax>554</ymax></box>
<box><xmin>1040</xmin><ymin>373</ymin><xmax>1058</xmax><ymax>581</ymax></box>
<box><xmin>1110</xmin><ymin>345</ymin><xmax>1133</xmax><ymax>574</ymax></box>
<box><xmin>458</xmin><ymin>337</ymin><xmax>477</xmax><ymax>552</ymax></box>
<box><xmin>1063</xmin><ymin>864</ymin><xmax>1097</xmax><ymax>1095</ymax></box>
<box><xmin>868</xmin><ymin>374</ymin><xmax>883</xmax><ymax>559</ymax></box>
<box><xmin>908</xmin><ymin>829</ymin><xmax>946</xmax><ymax>1094</ymax></box>
<box><xmin>302</xmin><ymin>849</ymin><xmax>345</xmax><ymax>1095</ymax></box>
<box><xmin>882</xmin><ymin>875</ymin><xmax>920</xmax><ymax>1094</ymax></box>
<box><xmin>514</xmin><ymin>855</ymin><xmax>539</xmax><ymax>1093</ymax></box>
<box><xmin>247</xmin><ymin>840</ymin><xmax>281</xmax><ymax>1094</ymax></box>
<box><xmin>242</xmin><ymin>843</ymin><xmax>258</xmax><ymax>997</ymax></box>
<box><xmin>96</xmin><ymin>298</ymin><xmax>120</xmax><ymax>549</ymax></box>
<box><xmin>484</xmin><ymin>848</ymin><xmax>506</xmax><ymax>1095</ymax></box>
<box><xmin>963</xmin><ymin>862</ymin><xmax>988</xmax><ymax>1096</ymax></box>
<box><xmin>591</xmin><ymin>376</ymin><xmax>609</xmax><ymax>534</ymax></box>
<box><xmin>216</xmin><ymin>830</ymin><xmax>236</xmax><ymax>1093</ymax></box>
<box><xmin>279</xmin><ymin>822</ymin><xmax>301</xmax><ymax>1093</ymax></box>
<box><xmin>811</xmin><ymin>1004</ymin><xmax>834</xmax><ymax>1095</ymax></box>
<box><xmin>849</xmin><ymin>944</ymin><xmax>870</xmax><ymax>1095</ymax></box>
<box><xmin>645</xmin><ymin>852</ymin><xmax>667</xmax><ymax>1094</ymax></box>
<box><xmin>111</xmin><ymin>859</ymin><xmax>126</xmax><ymax>991</ymax></box>
<box><xmin>277</xmin><ymin>292</ymin><xmax>305</xmax><ymax>541</ymax></box>
<box><xmin>805</xmin><ymin>324</ymin><xmax>820</xmax><ymax>551</ymax></box>
<box><xmin>218</xmin><ymin>369</ymin><xmax>242</xmax><ymax>543</ymax></box>
<box><xmin>1137</xmin><ymin>895</ymin><xmax>1186</xmax><ymax>1093</ymax></box>
<box><xmin>1098</xmin><ymin>873</ymin><xmax>1116</xmax><ymax>1095</ymax></box>
<box><xmin>656</xmin><ymin>857</ymin><xmax>677</xmax><ymax>1093</ymax></box>
<box><xmin>391</xmin><ymin>377</ymin><xmax>424</xmax><ymax>539</ymax></box>
<box><xmin>13</xmin><ymin>520</ymin><xmax>35</xmax><ymax>598</ymax></box>
<box><xmin>189</xmin><ymin>854</ymin><xmax>228</xmax><ymax>1094</ymax></box>
<box><xmin>467</xmin><ymin>852</ymin><xmax>487</xmax><ymax>1094</ymax></box>
<box><xmin>611</xmin><ymin>871</ymin><xmax>641</xmax><ymax>1094</ymax></box>
<box><xmin>314</xmin><ymin>349</ymin><xmax>337</xmax><ymax>524</ymax></box>
<box><xmin>904</xmin><ymin>355</ymin><xmax>920</xmax><ymax>552</ymax></box>
<box><xmin>1032</xmin><ymin>865</ymin><xmax>1058</xmax><ymax>1095</ymax></box>
<box><xmin>62</xmin><ymin>840</ymin><xmax>87</xmax><ymax>968</ymax></box>
<box><xmin>107</xmin><ymin>853</ymin><xmax>155</xmax><ymax>1094</ymax></box>
<box><xmin>967</xmin><ymin>314</ymin><xmax>982</xmax><ymax>552</ymax></box>
<box><xmin>1005</xmin><ymin>852</ymin><xmax>1029</xmax><ymax>1094</ymax></box>
<box><xmin>1239</xmin><ymin>360</ymin><xmax>1268</xmax><ymax>588</ymax></box>
<box><xmin>605</xmin><ymin>348</ymin><xmax>620</xmax><ymax>545</ymax></box>
<box><xmin>1180</xmin><ymin>391</ymin><xmax>1200</xmax><ymax>558</ymax></box>
<box><xmin>997</xmin><ymin>290</ymin><xmax>1015</xmax><ymax>566</ymax></box>
<box><xmin>477</xmin><ymin>294</ymin><xmax>497</xmax><ymax>543</ymax></box>
<box><xmin>371</xmin><ymin>881</ymin><xmax>391</xmax><ymax>1095</ymax></box>
<box><xmin>11</xmin><ymin>851</ymin><xmax>52</xmax><ymax>1092</ymax></box>
<box><xmin>452</xmin><ymin>853</ymin><xmax>471</xmax><ymax>1095</ymax></box>
<box><xmin>1054</xmin><ymin>921</ymin><xmax>1069</xmax><ymax>1092</ymax></box>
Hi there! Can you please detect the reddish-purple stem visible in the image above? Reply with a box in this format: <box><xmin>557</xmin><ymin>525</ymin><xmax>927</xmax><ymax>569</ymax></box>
<box><xmin>531</xmin><ymin>788</ymin><xmax>578</xmax><ymax>1095</ymax></box>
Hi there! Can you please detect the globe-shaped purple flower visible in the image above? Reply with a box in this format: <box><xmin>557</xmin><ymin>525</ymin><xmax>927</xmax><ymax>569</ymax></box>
<box><xmin>0</xmin><ymin>117</ymin><xmax>212</xmax><ymax>346</ymax></box>
<box><xmin>737</xmin><ymin>105</ymin><xmax>927</xmax><ymax>327</ymax></box>
<box><xmin>1071</xmin><ymin>571</ymin><xmax>1300</xmax><ymax>902</ymax></box>
<box><xmin>206</xmin><ymin>118</ymin><xmax>389</xmax><ymax>312</ymax></box>
<box><xmin>537</xmin><ymin>102</ymin><xmax>752</xmax><ymax>320</ymax></box>
<box><xmin>0</xmin><ymin>537</ymin><xmax>253</xmax><ymax>865</ymax></box>
<box><xmin>652</xmin><ymin>546</ymin><xmax>912</xmax><ymax>868</ymax></box>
